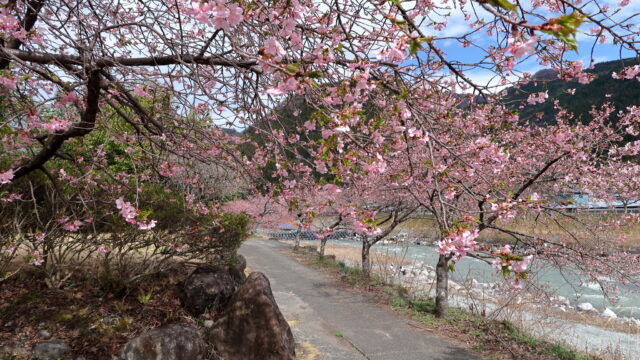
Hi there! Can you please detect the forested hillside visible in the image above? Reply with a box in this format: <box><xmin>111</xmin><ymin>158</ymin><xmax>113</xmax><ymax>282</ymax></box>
<box><xmin>505</xmin><ymin>57</ymin><xmax>640</xmax><ymax>124</ymax></box>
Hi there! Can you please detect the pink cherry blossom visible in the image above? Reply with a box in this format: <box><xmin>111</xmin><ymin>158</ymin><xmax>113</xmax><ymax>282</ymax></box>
<box><xmin>62</xmin><ymin>220</ymin><xmax>84</xmax><ymax>231</ymax></box>
<box><xmin>42</xmin><ymin>118</ymin><xmax>71</xmax><ymax>132</ymax></box>
<box><xmin>510</xmin><ymin>255</ymin><xmax>533</xmax><ymax>272</ymax></box>
<box><xmin>133</xmin><ymin>86</ymin><xmax>151</xmax><ymax>98</ymax></box>
<box><xmin>1</xmin><ymin>193</ymin><xmax>21</xmax><ymax>202</ymax></box>
<box><xmin>527</xmin><ymin>91</ymin><xmax>548</xmax><ymax>105</ymax></box>
<box><xmin>115</xmin><ymin>197</ymin><xmax>139</xmax><ymax>223</ymax></box>
<box><xmin>137</xmin><ymin>220</ymin><xmax>157</xmax><ymax>230</ymax></box>
<box><xmin>612</xmin><ymin>65</ymin><xmax>640</xmax><ymax>81</ymax></box>
<box><xmin>30</xmin><ymin>250</ymin><xmax>44</xmax><ymax>266</ymax></box>
<box><xmin>505</xmin><ymin>36</ymin><xmax>538</xmax><ymax>58</ymax></box>
<box><xmin>322</xmin><ymin>184</ymin><xmax>342</xmax><ymax>193</ymax></box>
<box><xmin>0</xmin><ymin>76</ymin><xmax>17</xmax><ymax>90</ymax></box>
<box><xmin>98</xmin><ymin>245</ymin><xmax>113</xmax><ymax>253</ymax></box>
<box><xmin>59</xmin><ymin>91</ymin><xmax>78</xmax><ymax>104</ymax></box>
<box><xmin>264</xmin><ymin>37</ymin><xmax>286</xmax><ymax>61</ymax></box>
<box><xmin>0</xmin><ymin>169</ymin><xmax>14</xmax><ymax>184</ymax></box>
<box><xmin>437</xmin><ymin>228</ymin><xmax>479</xmax><ymax>259</ymax></box>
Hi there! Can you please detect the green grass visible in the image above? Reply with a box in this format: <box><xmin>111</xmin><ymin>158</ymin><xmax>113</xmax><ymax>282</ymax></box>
<box><xmin>389</xmin><ymin>295</ymin><xmax>408</xmax><ymax>307</ymax></box>
<box><xmin>501</xmin><ymin>320</ymin><xmax>598</xmax><ymax>360</ymax></box>
<box><xmin>311</xmin><ymin>257</ymin><xmax>336</xmax><ymax>266</ymax></box>
<box><xmin>333</xmin><ymin>332</ymin><xmax>343</xmax><ymax>337</ymax></box>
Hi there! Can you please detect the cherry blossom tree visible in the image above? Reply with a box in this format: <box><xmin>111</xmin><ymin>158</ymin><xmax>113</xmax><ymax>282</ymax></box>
<box><xmin>1</xmin><ymin>0</ymin><xmax>639</xmax><ymax>318</ymax></box>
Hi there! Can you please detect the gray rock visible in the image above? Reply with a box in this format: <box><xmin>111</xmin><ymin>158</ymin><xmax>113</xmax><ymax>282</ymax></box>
<box><xmin>448</xmin><ymin>280</ymin><xmax>461</xmax><ymax>291</ymax></box>
<box><xmin>181</xmin><ymin>266</ymin><xmax>239</xmax><ymax>316</ymax></box>
<box><xmin>207</xmin><ymin>272</ymin><xmax>295</xmax><ymax>360</ymax></box>
<box><xmin>33</xmin><ymin>339</ymin><xmax>70</xmax><ymax>360</ymax></box>
<box><xmin>577</xmin><ymin>302</ymin><xmax>596</xmax><ymax>312</ymax></box>
<box><xmin>228</xmin><ymin>255</ymin><xmax>247</xmax><ymax>284</ymax></box>
<box><xmin>119</xmin><ymin>324</ymin><xmax>207</xmax><ymax>360</ymax></box>
<box><xmin>601</xmin><ymin>308</ymin><xmax>617</xmax><ymax>319</ymax></box>
<box><xmin>0</xmin><ymin>344</ymin><xmax>30</xmax><ymax>358</ymax></box>
<box><xmin>555</xmin><ymin>295</ymin><xmax>570</xmax><ymax>307</ymax></box>
<box><xmin>39</xmin><ymin>329</ymin><xmax>51</xmax><ymax>338</ymax></box>
<box><xmin>232</xmin><ymin>254</ymin><xmax>246</xmax><ymax>273</ymax></box>
<box><xmin>203</xmin><ymin>320</ymin><xmax>214</xmax><ymax>328</ymax></box>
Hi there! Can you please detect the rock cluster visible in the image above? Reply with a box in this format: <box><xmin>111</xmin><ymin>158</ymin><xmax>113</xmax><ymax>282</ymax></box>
<box><xmin>206</xmin><ymin>272</ymin><xmax>296</xmax><ymax>360</ymax></box>
<box><xmin>181</xmin><ymin>265</ymin><xmax>241</xmax><ymax>316</ymax></box>
<box><xmin>118</xmin><ymin>255</ymin><xmax>296</xmax><ymax>360</ymax></box>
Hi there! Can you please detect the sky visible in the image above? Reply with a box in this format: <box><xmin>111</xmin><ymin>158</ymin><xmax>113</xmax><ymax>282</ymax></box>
<box><xmin>421</xmin><ymin>0</ymin><xmax>639</xmax><ymax>89</ymax></box>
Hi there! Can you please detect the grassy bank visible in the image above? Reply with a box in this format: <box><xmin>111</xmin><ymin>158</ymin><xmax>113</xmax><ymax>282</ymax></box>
<box><xmin>288</xmin><ymin>248</ymin><xmax>600</xmax><ymax>360</ymax></box>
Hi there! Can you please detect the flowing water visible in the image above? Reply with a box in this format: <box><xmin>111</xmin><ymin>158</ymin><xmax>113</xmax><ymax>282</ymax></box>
<box><xmin>326</xmin><ymin>239</ymin><xmax>640</xmax><ymax>319</ymax></box>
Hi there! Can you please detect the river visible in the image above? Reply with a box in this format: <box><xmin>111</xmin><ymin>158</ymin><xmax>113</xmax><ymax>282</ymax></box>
<box><xmin>324</xmin><ymin>239</ymin><xmax>640</xmax><ymax>319</ymax></box>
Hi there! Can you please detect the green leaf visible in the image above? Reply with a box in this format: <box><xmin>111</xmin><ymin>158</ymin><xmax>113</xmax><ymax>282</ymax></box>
<box><xmin>502</xmin><ymin>267</ymin><xmax>511</xmax><ymax>277</ymax></box>
<box><xmin>305</xmin><ymin>70</ymin><xmax>324</xmax><ymax>79</ymax></box>
<box><xmin>408</xmin><ymin>38</ymin><xmax>424</xmax><ymax>56</ymax></box>
<box><xmin>542</xmin><ymin>12</ymin><xmax>586</xmax><ymax>51</ymax></box>
<box><xmin>486</xmin><ymin>0</ymin><xmax>517</xmax><ymax>12</ymax></box>
<box><xmin>284</xmin><ymin>63</ymin><xmax>301</xmax><ymax>74</ymax></box>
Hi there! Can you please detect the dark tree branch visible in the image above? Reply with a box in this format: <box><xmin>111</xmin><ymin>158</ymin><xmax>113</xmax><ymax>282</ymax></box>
<box><xmin>479</xmin><ymin>153</ymin><xmax>567</xmax><ymax>230</ymax></box>
<box><xmin>11</xmin><ymin>69</ymin><xmax>102</xmax><ymax>181</ymax></box>
<box><xmin>0</xmin><ymin>0</ymin><xmax>45</xmax><ymax>69</ymax></box>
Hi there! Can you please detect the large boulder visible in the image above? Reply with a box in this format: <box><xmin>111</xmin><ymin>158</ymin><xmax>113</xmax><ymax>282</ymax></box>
<box><xmin>207</xmin><ymin>272</ymin><xmax>295</xmax><ymax>360</ymax></box>
<box><xmin>119</xmin><ymin>324</ymin><xmax>208</xmax><ymax>360</ymax></box>
<box><xmin>182</xmin><ymin>266</ymin><xmax>239</xmax><ymax>316</ymax></box>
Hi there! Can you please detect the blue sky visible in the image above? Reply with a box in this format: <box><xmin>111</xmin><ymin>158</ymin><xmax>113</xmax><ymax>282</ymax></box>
<box><xmin>417</xmin><ymin>0</ymin><xmax>639</xmax><ymax>89</ymax></box>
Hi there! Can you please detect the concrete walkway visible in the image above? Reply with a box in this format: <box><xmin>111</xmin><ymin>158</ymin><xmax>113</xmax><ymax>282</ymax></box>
<box><xmin>239</xmin><ymin>239</ymin><xmax>481</xmax><ymax>360</ymax></box>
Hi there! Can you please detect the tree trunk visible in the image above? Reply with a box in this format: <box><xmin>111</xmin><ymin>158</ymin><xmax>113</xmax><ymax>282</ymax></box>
<box><xmin>293</xmin><ymin>226</ymin><xmax>302</xmax><ymax>250</ymax></box>
<box><xmin>361</xmin><ymin>241</ymin><xmax>371</xmax><ymax>277</ymax></box>
<box><xmin>435</xmin><ymin>253</ymin><xmax>449</xmax><ymax>318</ymax></box>
<box><xmin>319</xmin><ymin>238</ymin><xmax>328</xmax><ymax>258</ymax></box>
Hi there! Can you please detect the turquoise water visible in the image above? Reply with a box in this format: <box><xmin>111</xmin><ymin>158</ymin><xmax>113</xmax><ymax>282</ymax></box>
<box><xmin>326</xmin><ymin>239</ymin><xmax>640</xmax><ymax>319</ymax></box>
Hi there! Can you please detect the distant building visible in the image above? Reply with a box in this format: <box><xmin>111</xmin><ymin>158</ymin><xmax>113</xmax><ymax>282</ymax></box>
<box><xmin>556</xmin><ymin>192</ymin><xmax>640</xmax><ymax>213</ymax></box>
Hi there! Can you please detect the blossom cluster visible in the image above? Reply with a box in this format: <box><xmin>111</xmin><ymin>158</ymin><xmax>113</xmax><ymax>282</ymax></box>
<box><xmin>491</xmin><ymin>245</ymin><xmax>534</xmax><ymax>289</ymax></box>
<box><xmin>189</xmin><ymin>0</ymin><xmax>243</xmax><ymax>31</ymax></box>
<box><xmin>437</xmin><ymin>227</ymin><xmax>480</xmax><ymax>260</ymax></box>
<box><xmin>115</xmin><ymin>197</ymin><xmax>157</xmax><ymax>230</ymax></box>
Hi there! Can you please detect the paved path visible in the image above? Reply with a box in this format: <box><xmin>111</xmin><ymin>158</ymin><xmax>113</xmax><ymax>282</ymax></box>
<box><xmin>239</xmin><ymin>239</ymin><xmax>481</xmax><ymax>360</ymax></box>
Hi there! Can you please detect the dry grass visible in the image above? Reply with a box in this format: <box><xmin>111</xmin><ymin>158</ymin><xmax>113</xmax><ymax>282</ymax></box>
<box><xmin>281</xmin><ymin>240</ymin><xmax>411</xmax><ymax>268</ymax></box>
<box><xmin>476</xmin><ymin>213</ymin><xmax>640</xmax><ymax>250</ymax></box>
<box><xmin>313</xmin><ymin>212</ymin><xmax>640</xmax><ymax>250</ymax></box>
